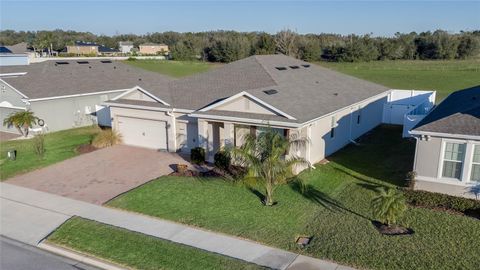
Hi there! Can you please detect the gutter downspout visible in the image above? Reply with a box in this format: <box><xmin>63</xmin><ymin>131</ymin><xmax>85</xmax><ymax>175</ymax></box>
<box><xmin>166</xmin><ymin>109</ymin><xmax>176</xmax><ymax>152</ymax></box>
<box><xmin>349</xmin><ymin>107</ymin><xmax>359</xmax><ymax>146</ymax></box>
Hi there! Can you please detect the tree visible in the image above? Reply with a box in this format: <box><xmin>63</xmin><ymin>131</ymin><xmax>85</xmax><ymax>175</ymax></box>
<box><xmin>2</xmin><ymin>110</ymin><xmax>39</xmax><ymax>137</ymax></box>
<box><xmin>371</xmin><ymin>187</ymin><xmax>407</xmax><ymax>226</ymax></box>
<box><xmin>229</xmin><ymin>128</ymin><xmax>309</xmax><ymax>206</ymax></box>
<box><xmin>253</xmin><ymin>33</ymin><xmax>275</xmax><ymax>55</ymax></box>
<box><xmin>275</xmin><ymin>29</ymin><xmax>299</xmax><ymax>56</ymax></box>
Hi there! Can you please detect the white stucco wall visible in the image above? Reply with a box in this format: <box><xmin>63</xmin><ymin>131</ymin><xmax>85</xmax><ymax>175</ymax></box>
<box><xmin>29</xmin><ymin>92</ymin><xmax>121</xmax><ymax>132</ymax></box>
<box><xmin>307</xmin><ymin>93</ymin><xmax>388</xmax><ymax>164</ymax></box>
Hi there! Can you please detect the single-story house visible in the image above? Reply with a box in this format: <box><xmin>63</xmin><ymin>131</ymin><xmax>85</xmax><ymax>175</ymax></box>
<box><xmin>0</xmin><ymin>42</ymin><xmax>30</xmax><ymax>66</ymax></box>
<box><xmin>410</xmin><ymin>86</ymin><xmax>480</xmax><ymax>199</ymax></box>
<box><xmin>119</xmin><ymin>41</ymin><xmax>134</xmax><ymax>54</ymax></box>
<box><xmin>139</xmin><ymin>43</ymin><xmax>169</xmax><ymax>55</ymax></box>
<box><xmin>0</xmin><ymin>60</ymin><xmax>172</xmax><ymax>133</ymax></box>
<box><xmin>98</xmin><ymin>45</ymin><xmax>120</xmax><ymax>56</ymax></box>
<box><xmin>66</xmin><ymin>41</ymin><xmax>99</xmax><ymax>55</ymax></box>
<box><xmin>104</xmin><ymin>55</ymin><xmax>432</xmax><ymax>171</ymax></box>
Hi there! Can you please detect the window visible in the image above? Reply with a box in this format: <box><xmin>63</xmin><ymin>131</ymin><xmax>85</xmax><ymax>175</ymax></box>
<box><xmin>471</xmin><ymin>145</ymin><xmax>480</xmax><ymax>182</ymax></box>
<box><xmin>442</xmin><ymin>142</ymin><xmax>466</xmax><ymax>179</ymax></box>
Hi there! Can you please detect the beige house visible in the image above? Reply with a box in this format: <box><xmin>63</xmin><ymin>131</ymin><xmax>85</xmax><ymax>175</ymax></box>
<box><xmin>410</xmin><ymin>86</ymin><xmax>480</xmax><ymax>199</ymax></box>
<box><xmin>104</xmin><ymin>55</ymin><xmax>433</xmax><ymax>173</ymax></box>
<box><xmin>66</xmin><ymin>41</ymin><xmax>99</xmax><ymax>55</ymax></box>
<box><xmin>139</xmin><ymin>43</ymin><xmax>169</xmax><ymax>55</ymax></box>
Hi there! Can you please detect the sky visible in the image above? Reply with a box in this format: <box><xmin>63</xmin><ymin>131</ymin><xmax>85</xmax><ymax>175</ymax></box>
<box><xmin>1</xmin><ymin>1</ymin><xmax>479</xmax><ymax>36</ymax></box>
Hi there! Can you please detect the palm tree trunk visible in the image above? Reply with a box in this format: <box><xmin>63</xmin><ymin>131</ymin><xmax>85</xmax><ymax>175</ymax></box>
<box><xmin>265</xmin><ymin>181</ymin><xmax>274</xmax><ymax>206</ymax></box>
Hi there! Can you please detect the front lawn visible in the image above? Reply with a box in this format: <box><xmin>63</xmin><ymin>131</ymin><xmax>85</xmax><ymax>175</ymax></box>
<box><xmin>317</xmin><ymin>59</ymin><xmax>480</xmax><ymax>102</ymax></box>
<box><xmin>124</xmin><ymin>60</ymin><xmax>215</xmax><ymax>78</ymax></box>
<box><xmin>109</xmin><ymin>126</ymin><xmax>480</xmax><ymax>270</ymax></box>
<box><xmin>0</xmin><ymin>127</ymin><xmax>98</xmax><ymax>180</ymax></box>
<box><xmin>48</xmin><ymin>217</ymin><xmax>264</xmax><ymax>270</ymax></box>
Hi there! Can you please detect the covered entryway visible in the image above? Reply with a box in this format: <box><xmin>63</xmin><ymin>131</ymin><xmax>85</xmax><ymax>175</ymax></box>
<box><xmin>117</xmin><ymin>116</ymin><xmax>168</xmax><ymax>150</ymax></box>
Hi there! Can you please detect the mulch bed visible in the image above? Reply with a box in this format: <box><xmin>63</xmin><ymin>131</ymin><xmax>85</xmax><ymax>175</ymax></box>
<box><xmin>76</xmin><ymin>144</ymin><xmax>98</xmax><ymax>154</ymax></box>
<box><xmin>372</xmin><ymin>221</ymin><xmax>414</xmax><ymax>236</ymax></box>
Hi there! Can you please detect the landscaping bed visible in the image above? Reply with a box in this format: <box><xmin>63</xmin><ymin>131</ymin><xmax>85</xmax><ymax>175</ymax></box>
<box><xmin>48</xmin><ymin>217</ymin><xmax>265</xmax><ymax>270</ymax></box>
<box><xmin>108</xmin><ymin>126</ymin><xmax>480</xmax><ymax>270</ymax></box>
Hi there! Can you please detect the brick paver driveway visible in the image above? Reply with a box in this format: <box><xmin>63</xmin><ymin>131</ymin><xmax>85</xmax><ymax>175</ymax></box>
<box><xmin>6</xmin><ymin>145</ymin><xmax>190</xmax><ymax>204</ymax></box>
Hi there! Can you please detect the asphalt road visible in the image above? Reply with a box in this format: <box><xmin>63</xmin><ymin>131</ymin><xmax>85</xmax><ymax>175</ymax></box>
<box><xmin>0</xmin><ymin>236</ymin><xmax>100</xmax><ymax>270</ymax></box>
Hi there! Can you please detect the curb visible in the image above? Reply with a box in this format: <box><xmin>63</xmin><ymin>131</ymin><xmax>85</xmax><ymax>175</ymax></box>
<box><xmin>38</xmin><ymin>242</ymin><xmax>128</xmax><ymax>270</ymax></box>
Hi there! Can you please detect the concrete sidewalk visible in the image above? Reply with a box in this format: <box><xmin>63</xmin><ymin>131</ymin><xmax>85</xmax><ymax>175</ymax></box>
<box><xmin>0</xmin><ymin>183</ymin><xmax>355</xmax><ymax>270</ymax></box>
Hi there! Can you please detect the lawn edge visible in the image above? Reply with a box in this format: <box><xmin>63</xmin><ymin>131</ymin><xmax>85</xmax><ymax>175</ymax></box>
<box><xmin>39</xmin><ymin>240</ymin><xmax>129</xmax><ymax>270</ymax></box>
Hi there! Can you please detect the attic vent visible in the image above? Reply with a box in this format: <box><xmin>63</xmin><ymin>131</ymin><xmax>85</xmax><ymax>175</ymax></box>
<box><xmin>55</xmin><ymin>61</ymin><xmax>69</xmax><ymax>65</ymax></box>
<box><xmin>263</xmin><ymin>89</ymin><xmax>278</xmax><ymax>95</ymax></box>
<box><xmin>289</xmin><ymin>65</ymin><xmax>300</xmax><ymax>69</ymax></box>
<box><xmin>101</xmin><ymin>60</ymin><xmax>112</xmax><ymax>63</ymax></box>
<box><xmin>275</xmin><ymin>67</ymin><xmax>287</xmax><ymax>71</ymax></box>
<box><xmin>77</xmin><ymin>61</ymin><xmax>89</xmax><ymax>64</ymax></box>
<box><xmin>302</xmin><ymin>64</ymin><xmax>311</xmax><ymax>68</ymax></box>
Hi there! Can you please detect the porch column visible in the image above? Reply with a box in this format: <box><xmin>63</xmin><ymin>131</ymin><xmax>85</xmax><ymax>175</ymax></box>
<box><xmin>223</xmin><ymin>122</ymin><xmax>234</xmax><ymax>148</ymax></box>
<box><xmin>198</xmin><ymin>119</ymin><xmax>208</xmax><ymax>155</ymax></box>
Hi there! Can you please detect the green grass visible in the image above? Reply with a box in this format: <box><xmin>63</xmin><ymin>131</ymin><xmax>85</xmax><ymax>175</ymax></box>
<box><xmin>317</xmin><ymin>59</ymin><xmax>480</xmax><ymax>102</ymax></box>
<box><xmin>48</xmin><ymin>217</ymin><xmax>265</xmax><ymax>270</ymax></box>
<box><xmin>124</xmin><ymin>60</ymin><xmax>215</xmax><ymax>78</ymax></box>
<box><xmin>109</xmin><ymin>125</ymin><xmax>480</xmax><ymax>270</ymax></box>
<box><xmin>0</xmin><ymin>127</ymin><xmax>98</xmax><ymax>180</ymax></box>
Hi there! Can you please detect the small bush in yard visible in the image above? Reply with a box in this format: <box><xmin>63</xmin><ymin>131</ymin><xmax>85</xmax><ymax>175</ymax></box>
<box><xmin>190</xmin><ymin>147</ymin><xmax>205</xmax><ymax>164</ymax></box>
<box><xmin>92</xmin><ymin>129</ymin><xmax>122</xmax><ymax>148</ymax></box>
<box><xmin>371</xmin><ymin>187</ymin><xmax>407</xmax><ymax>226</ymax></box>
<box><xmin>214</xmin><ymin>150</ymin><xmax>230</xmax><ymax>170</ymax></box>
<box><xmin>404</xmin><ymin>189</ymin><xmax>480</xmax><ymax>214</ymax></box>
<box><xmin>32</xmin><ymin>133</ymin><xmax>46</xmax><ymax>158</ymax></box>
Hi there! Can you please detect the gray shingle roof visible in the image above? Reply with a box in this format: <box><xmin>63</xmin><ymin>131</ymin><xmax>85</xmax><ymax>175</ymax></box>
<box><xmin>0</xmin><ymin>42</ymin><xmax>27</xmax><ymax>54</ymax></box>
<box><xmin>154</xmin><ymin>55</ymin><xmax>389</xmax><ymax>123</ymax></box>
<box><xmin>412</xmin><ymin>86</ymin><xmax>480</xmax><ymax>137</ymax></box>
<box><xmin>0</xmin><ymin>60</ymin><xmax>173</xmax><ymax>99</ymax></box>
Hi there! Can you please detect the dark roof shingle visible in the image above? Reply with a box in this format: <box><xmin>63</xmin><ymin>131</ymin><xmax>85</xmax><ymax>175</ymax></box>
<box><xmin>413</xmin><ymin>86</ymin><xmax>480</xmax><ymax>137</ymax></box>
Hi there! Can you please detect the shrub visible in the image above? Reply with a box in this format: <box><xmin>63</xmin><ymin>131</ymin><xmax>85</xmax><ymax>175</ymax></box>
<box><xmin>404</xmin><ymin>189</ymin><xmax>480</xmax><ymax>213</ymax></box>
<box><xmin>371</xmin><ymin>187</ymin><xmax>407</xmax><ymax>226</ymax></box>
<box><xmin>405</xmin><ymin>171</ymin><xmax>417</xmax><ymax>190</ymax></box>
<box><xmin>32</xmin><ymin>133</ymin><xmax>45</xmax><ymax>158</ymax></box>
<box><xmin>214</xmin><ymin>151</ymin><xmax>230</xmax><ymax>170</ymax></box>
<box><xmin>190</xmin><ymin>147</ymin><xmax>205</xmax><ymax>164</ymax></box>
<box><xmin>92</xmin><ymin>129</ymin><xmax>122</xmax><ymax>148</ymax></box>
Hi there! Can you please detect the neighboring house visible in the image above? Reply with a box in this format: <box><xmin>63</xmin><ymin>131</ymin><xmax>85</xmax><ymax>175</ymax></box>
<box><xmin>410</xmin><ymin>86</ymin><xmax>480</xmax><ymax>199</ymax></box>
<box><xmin>139</xmin><ymin>43</ymin><xmax>169</xmax><ymax>55</ymax></box>
<box><xmin>98</xmin><ymin>45</ymin><xmax>120</xmax><ymax>56</ymax></box>
<box><xmin>0</xmin><ymin>60</ymin><xmax>172</xmax><ymax>133</ymax></box>
<box><xmin>119</xmin><ymin>41</ymin><xmax>134</xmax><ymax>54</ymax></box>
<box><xmin>104</xmin><ymin>55</ymin><xmax>433</xmax><ymax>173</ymax></box>
<box><xmin>0</xmin><ymin>42</ymin><xmax>29</xmax><ymax>66</ymax></box>
<box><xmin>66</xmin><ymin>41</ymin><xmax>99</xmax><ymax>55</ymax></box>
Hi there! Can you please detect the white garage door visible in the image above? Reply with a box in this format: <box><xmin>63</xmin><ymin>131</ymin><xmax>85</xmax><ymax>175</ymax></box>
<box><xmin>117</xmin><ymin>116</ymin><xmax>167</xmax><ymax>150</ymax></box>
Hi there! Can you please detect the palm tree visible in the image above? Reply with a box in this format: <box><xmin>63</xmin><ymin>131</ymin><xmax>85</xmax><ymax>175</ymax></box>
<box><xmin>3</xmin><ymin>110</ymin><xmax>39</xmax><ymax>137</ymax></box>
<box><xmin>371</xmin><ymin>187</ymin><xmax>407</xmax><ymax>226</ymax></box>
<box><xmin>229</xmin><ymin>128</ymin><xmax>309</xmax><ymax>206</ymax></box>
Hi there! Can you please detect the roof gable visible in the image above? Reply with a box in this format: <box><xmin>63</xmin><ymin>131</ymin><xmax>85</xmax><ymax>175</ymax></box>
<box><xmin>112</xmin><ymin>86</ymin><xmax>170</xmax><ymax>106</ymax></box>
<box><xmin>199</xmin><ymin>91</ymin><xmax>296</xmax><ymax>120</ymax></box>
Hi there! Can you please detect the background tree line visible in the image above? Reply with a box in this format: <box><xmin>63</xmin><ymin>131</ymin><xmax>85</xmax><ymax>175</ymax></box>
<box><xmin>1</xmin><ymin>29</ymin><xmax>479</xmax><ymax>62</ymax></box>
